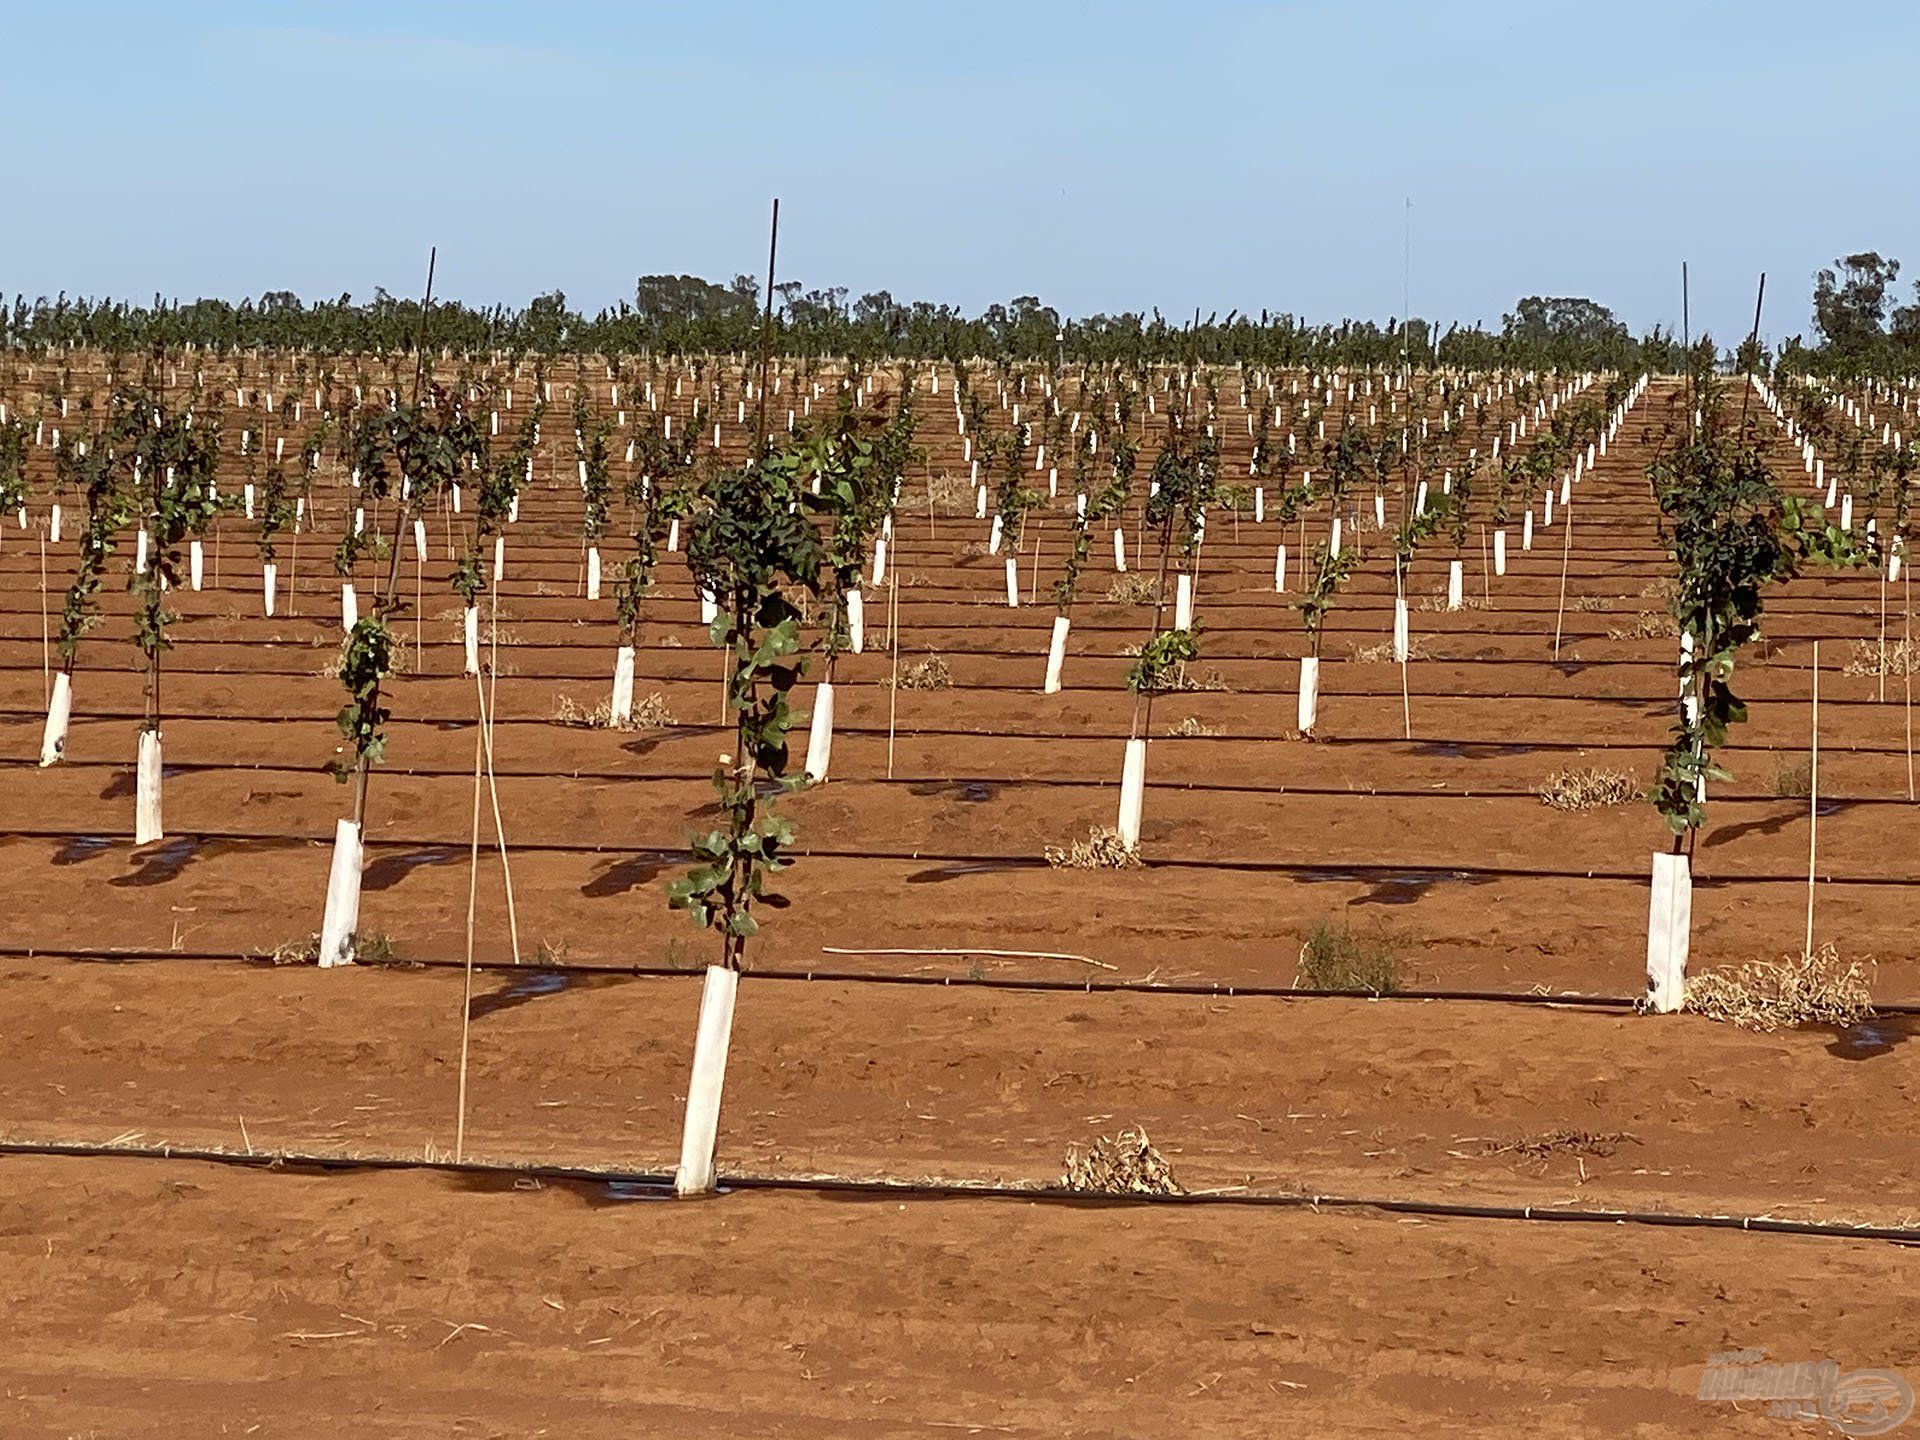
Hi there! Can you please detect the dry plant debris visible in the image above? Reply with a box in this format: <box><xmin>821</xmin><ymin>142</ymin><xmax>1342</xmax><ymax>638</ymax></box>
<box><xmin>1061</xmin><ymin>1128</ymin><xmax>1183</xmax><ymax>1196</ymax></box>
<box><xmin>1045</xmin><ymin>826</ymin><xmax>1140</xmax><ymax>870</ymax></box>
<box><xmin>1537</xmin><ymin>767</ymin><xmax>1641</xmax><ymax>811</ymax></box>
<box><xmin>1683</xmin><ymin>943</ymin><xmax>1874</xmax><ymax>1032</ymax></box>
<box><xmin>554</xmin><ymin>692</ymin><xmax>675</xmax><ymax>729</ymax></box>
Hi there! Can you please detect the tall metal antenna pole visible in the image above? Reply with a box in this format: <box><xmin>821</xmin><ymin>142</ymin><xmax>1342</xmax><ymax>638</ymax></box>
<box><xmin>754</xmin><ymin>200</ymin><xmax>780</xmax><ymax>456</ymax></box>
<box><xmin>1738</xmin><ymin>273</ymin><xmax>1767</xmax><ymax>434</ymax></box>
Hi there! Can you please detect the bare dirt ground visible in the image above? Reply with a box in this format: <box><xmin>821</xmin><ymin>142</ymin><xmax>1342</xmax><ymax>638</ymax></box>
<box><xmin>0</xmin><ymin>362</ymin><xmax>1914</xmax><ymax>1436</ymax></box>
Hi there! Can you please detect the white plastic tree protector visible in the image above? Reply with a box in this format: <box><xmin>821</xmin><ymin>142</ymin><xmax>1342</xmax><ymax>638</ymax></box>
<box><xmin>135</xmin><ymin>529</ymin><xmax>149</xmax><ymax>574</ymax></box>
<box><xmin>135</xmin><ymin>728</ymin><xmax>163</xmax><ymax>844</ymax></box>
<box><xmin>40</xmin><ymin>671</ymin><xmax>73</xmax><ymax>766</ymax></box>
<box><xmin>1254</xmin><ymin>487</ymin><xmax>1264</xmax><ymax>523</ymax></box>
<box><xmin>674</xmin><ymin>964</ymin><xmax>740</xmax><ymax>1196</ymax></box>
<box><xmin>340</xmin><ymin>583</ymin><xmax>358</xmax><ymax>631</ymax></box>
<box><xmin>413</xmin><ymin>518</ymin><xmax>428</xmax><ymax>561</ymax></box>
<box><xmin>666</xmin><ymin>519</ymin><xmax>679</xmax><ymax>552</ymax></box>
<box><xmin>1494</xmin><ymin>529</ymin><xmax>1507</xmax><ymax>576</ymax></box>
<box><xmin>1113</xmin><ymin>529</ymin><xmax>1127</xmax><ymax>572</ymax></box>
<box><xmin>1375</xmin><ymin>494</ymin><xmax>1386</xmax><ymax>526</ymax></box>
<box><xmin>189</xmin><ymin>540</ymin><xmax>204</xmax><ymax>590</ymax></box>
<box><xmin>1645</xmin><ymin>851</ymin><xmax>1691</xmax><ymax>1013</ymax></box>
<box><xmin>586</xmin><ymin>546</ymin><xmax>602</xmax><ymax>601</ymax></box>
<box><xmin>1523</xmin><ymin>510</ymin><xmax>1535</xmax><ymax>551</ymax></box>
<box><xmin>848</xmin><ymin>590</ymin><xmax>865</xmax><ymax>653</ymax></box>
<box><xmin>50</xmin><ymin>504</ymin><xmax>62</xmax><ymax>542</ymax></box>
<box><xmin>988</xmin><ymin>514</ymin><xmax>1004</xmax><ymax>554</ymax></box>
<box><xmin>611</xmin><ymin>645</ymin><xmax>636</xmax><ymax>725</ymax></box>
<box><xmin>1330</xmin><ymin>517</ymin><xmax>1343</xmax><ymax>553</ymax></box>
<box><xmin>263</xmin><ymin>563</ymin><xmax>278</xmax><ymax>616</ymax></box>
<box><xmin>1174</xmin><ymin>573</ymin><xmax>1194</xmax><ymax>630</ymax></box>
<box><xmin>870</xmin><ymin>537</ymin><xmax>888</xmax><ymax>587</ymax></box>
<box><xmin>1004</xmin><ymin>557</ymin><xmax>1019</xmax><ymax>608</ymax></box>
<box><xmin>1297</xmin><ymin>656</ymin><xmax>1320</xmax><ymax>733</ymax></box>
<box><xmin>1044</xmin><ymin>615</ymin><xmax>1071</xmax><ymax>694</ymax></box>
<box><xmin>493</xmin><ymin>535</ymin><xmax>505</xmax><ymax>580</ymax></box>
<box><xmin>318</xmin><ymin>817</ymin><xmax>364</xmax><ymax>968</ymax></box>
<box><xmin>463</xmin><ymin>606</ymin><xmax>480</xmax><ymax>676</ymax></box>
<box><xmin>1447</xmin><ymin>560</ymin><xmax>1465</xmax><ymax>611</ymax></box>
<box><xmin>804</xmin><ymin>681</ymin><xmax>835</xmax><ymax>783</ymax></box>
<box><xmin>1116</xmin><ymin>737</ymin><xmax>1147</xmax><ymax>850</ymax></box>
<box><xmin>975</xmin><ymin>485</ymin><xmax>987</xmax><ymax>519</ymax></box>
<box><xmin>1392</xmin><ymin>596</ymin><xmax>1410</xmax><ymax>662</ymax></box>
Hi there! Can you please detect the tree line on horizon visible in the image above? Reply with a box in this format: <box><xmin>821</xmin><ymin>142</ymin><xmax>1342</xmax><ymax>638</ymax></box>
<box><xmin>0</xmin><ymin>264</ymin><xmax>1892</xmax><ymax>375</ymax></box>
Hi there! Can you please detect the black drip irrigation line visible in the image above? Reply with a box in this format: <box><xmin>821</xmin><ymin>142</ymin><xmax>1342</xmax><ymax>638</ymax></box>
<box><xmin>5</xmin><ymin>756</ymin><xmax>1915</xmax><ymax>809</ymax></box>
<box><xmin>1</xmin><ymin>829</ymin><xmax>1914</xmax><ymax>889</ymax></box>
<box><xmin>0</xmin><ymin>944</ymin><xmax>1660</xmax><ymax>1008</ymax></box>
<box><xmin>1</xmin><ymin>1139</ymin><xmax>1914</xmax><ymax>1246</ymax></box>
<box><xmin>5</xmin><ymin>716</ymin><xmax>1915</xmax><ymax>760</ymax></box>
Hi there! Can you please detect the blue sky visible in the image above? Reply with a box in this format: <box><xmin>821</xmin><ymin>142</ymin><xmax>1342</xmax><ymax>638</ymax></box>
<box><xmin>6</xmin><ymin>1</ymin><xmax>1915</xmax><ymax>346</ymax></box>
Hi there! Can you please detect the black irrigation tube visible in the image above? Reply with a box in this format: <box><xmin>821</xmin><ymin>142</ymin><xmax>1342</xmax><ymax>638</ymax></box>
<box><xmin>7</xmin><ymin>755</ymin><xmax>1914</xmax><ymax>808</ymax></box>
<box><xmin>12</xmin><ymin>945</ymin><xmax>1920</xmax><ymax>1015</ymax></box>
<box><xmin>0</xmin><ymin>943</ymin><xmax>1645</xmax><ymax>1008</ymax></box>
<box><xmin>2</xmin><ymin>1139</ymin><xmax>1915</xmax><ymax>1245</ymax></box>
<box><xmin>7</xmin><ymin>756</ymin><xmax>1912</xmax><ymax>814</ymax></box>
<box><xmin>4</xmin><ymin>828</ymin><xmax>1917</xmax><ymax>889</ymax></box>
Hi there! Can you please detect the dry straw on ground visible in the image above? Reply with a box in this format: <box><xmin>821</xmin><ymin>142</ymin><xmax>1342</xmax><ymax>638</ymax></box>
<box><xmin>1537</xmin><ymin>767</ymin><xmax>1641</xmax><ymax>811</ymax></box>
<box><xmin>1682</xmin><ymin>943</ymin><xmax>1874</xmax><ymax>1032</ymax></box>
<box><xmin>884</xmin><ymin>655</ymin><xmax>952</xmax><ymax>690</ymax></box>
<box><xmin>554</xmin><ymin>692</ymin><xmax>675</xmax><ymax>730</ymax></box>
<box><xmin>1105</xmin><ymin>574</ymin><xmax>1160</xmax><ymax>605</ymax></box>
<box><xmin>1355</xmin><ymin>638</ymin><xmax>1434</xmax><ymax>663</ymax></box>
<box><xmin>1843</xmin><ymin>638</ymin><xmax>1920</xmax><ymax>677</ymax></box>
<box><xmin>1045</xmin><ymin>826</ymin><xmax>1140</xmax><ymax>870</ymax></box>
<box><xmin>1608</xmin><ymin>611</ymin><xmax>1674</xmax><ymax>640</ymax></box>
<box><xmin>1061</xmin><ymin>1128</ymin><xmax>1183</xmax><ymax>1196</ymax></box>
<box><xmin>1165</xmin><ymin>715</ymin><xmax>1220</xmax><ymax>737</ymax></box>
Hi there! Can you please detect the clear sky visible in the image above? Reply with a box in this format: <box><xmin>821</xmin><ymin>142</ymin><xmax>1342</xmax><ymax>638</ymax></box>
<box><xmin>6</xmin><ymin>1</ymin><xmax>1915</xmax><ymax>347</ymax></box>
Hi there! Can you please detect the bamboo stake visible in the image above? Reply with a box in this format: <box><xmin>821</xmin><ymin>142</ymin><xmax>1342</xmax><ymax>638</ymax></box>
<box><xmin>38</xmin><ymin>529</ymin><xmax>49</xmax><ymax>710</ymax></box>
<box><xmin>454</xmin><ymin>707</ymin><xmax>484</xmax><ymax>1162</ymax></box>
<box><xmin>1806</xmin><ymin>640</ymin><xmax>1819</xmax><ymax>959</ymax></box>
<box><xmin>1551</xmin><ymin>488</ymin><xmax>1573</xmax><ymax>657</ymax></box>
<box><xmin>887</xmin><ymin>529</ymin><xmax>901</xmax><ymax>779</ymax></box>
<box><xmin>479</xmin><ymin>588</ymin><xmax>521</xmax><ymax>964</ymax></box>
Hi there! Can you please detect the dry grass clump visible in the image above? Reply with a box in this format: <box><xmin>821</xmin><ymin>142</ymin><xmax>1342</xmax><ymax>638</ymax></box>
<box><xmin>959</xmin><ymin>540</ymin><xmax>992</xmax><ymax>559</ymax></box>
<box><xmin>1608</xmin><ymin>610</ymin><xmax>1675</xmax><ymax>640</ymax></box>
<box><xmin>318</xmin><ymin>638</ymin><xmax>414</xmax><ymax>678</ymax></box>
<box><xmin>924</xmin><ymin>474</ymin><xmax>974</xmax><ymax>515</ymax></box>
<box><xmin>1295</xmin><ymin>920</ymin><xmax>1404</xmax><ymax>995</ymax></box>
<box><xmin>1537</xmin><ymin>767</ymin><xmax>1641</xmax><ymax>811</ymax></box>
<box><xmin>1417</xmin><ymin>593</ymin><xmax>1489</xmax><ymax>612</ymax></box>
<box><xmin>1354</xmin><ymin>638</ymin><xmax>1434</xmax><ymax>663</ymax></box>
<box><xmin>885</xmin><ymin>655</ymin><xmax>952</xmax><ymax>690</ymax></box>
<box><xmin>1160</xmin><ymin>663</ymin><xmax>1231</xmax><ymax>693</ymax></box>
<box><xmin>1568</xmin><ymin>595</ymin><xmax>1612</xmax><ymax>612</ymax></box>
<box><xmin>554</xmin><ymin>692</ymin><xmax>675</xmax><ymax>730</ymax></box>
<box><xmin>1682</xmin><ymin>943</ymin><xmax>1873</xmax><ymax>1032</ymax></box>
<box><xmin>259</xmin><ymin>931</ymin><xmax>399</xmax><ymax>966</ymax></box>
<box><xmin>1045</xmin><ymin>826</ymin><xmax>1140</xmax><ymax>870</ymax></box>
<box><xmin>1105</xmin><ymin>574</ymin><xmax>1160</xmax><ymax>605</ymax></box>
<box><xmin>1165</xmin><ymin>715</ymin><xmax>1220</xmax><ymax>737</ymax></box>
<box><xmin>1843</xmin><ymin>638</ymin><xmax>1920</xmax><ymax>676</ymax></box>
<box><xmin>1770</xmin><ymin>757</ymin><xmax>1812</xmax><ymax>798</ymax></box>
<box><xmin>1482</xmin><ymin>1129</ymin><xmax>1636</xmax><ymax>1161</ymax></box>
<box><xmin>1061</xmin><ymin>1128</ymin><xmax>1182</xmax><ymax>1196</ymax></box>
